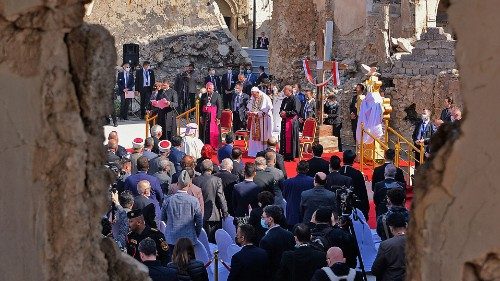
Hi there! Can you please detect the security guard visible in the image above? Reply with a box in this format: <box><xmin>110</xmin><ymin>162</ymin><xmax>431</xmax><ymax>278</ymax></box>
<box><xmin>126</xmin><ymin>209</ymin><xmax>169</xmax><ymax>265</ymax></box>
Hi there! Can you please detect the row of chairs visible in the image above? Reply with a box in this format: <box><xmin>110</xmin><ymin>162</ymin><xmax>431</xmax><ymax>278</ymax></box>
<box><xmin>218</xmin><ymin>109</ymin><xmax>317</xmax><ymax>158</ymax></box>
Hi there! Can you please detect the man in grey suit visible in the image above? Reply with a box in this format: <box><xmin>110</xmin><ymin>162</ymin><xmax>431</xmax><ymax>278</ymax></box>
<box><xmin>193</xmin><ymin>159</ymin><xmax>229</xmax><ymax>243</ymax></box>
<box><xmin>300</xmin><ymin>172</ymin><xmax>336</xmax><ymax>223</ymax></box>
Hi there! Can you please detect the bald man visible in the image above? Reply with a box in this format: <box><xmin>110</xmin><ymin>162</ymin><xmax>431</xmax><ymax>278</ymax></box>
<box><xmin>133</xmin><ymin>180</ymin><xmax>158</xmax><ymax>228</ymax></box>
<box><xmin>311</xmin><ymin>247</ymin><xmax>362</xmax><ymax>281</ymax></box>
<box><xmin>108</xmin><ymin>131</ymin><xmax>127</xmax><ymax>158</ymax></box>
<box><xmin>300</xmin><ymin>172</ymin><xmax>337</xmax><ymax>223</ymax></box>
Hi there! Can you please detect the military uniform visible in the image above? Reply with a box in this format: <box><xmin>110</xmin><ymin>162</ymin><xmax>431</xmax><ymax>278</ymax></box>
<box><xmin>126</xmin><ymin>210</ymin><xmax>170</xmax><ymax>265</ymax></box>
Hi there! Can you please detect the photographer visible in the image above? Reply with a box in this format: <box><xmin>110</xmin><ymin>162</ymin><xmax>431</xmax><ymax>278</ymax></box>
<box><xmin>111</xmin><ymin>190</ymin><xmax>135</xmax><ymax>250</ymax></box>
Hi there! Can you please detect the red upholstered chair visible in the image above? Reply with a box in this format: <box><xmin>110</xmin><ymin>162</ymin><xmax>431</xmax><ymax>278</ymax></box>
<box><xmin>299</xmin><ymin>118</ymin><xmax>317</xmax><ymax>159</ymax></box>
<box><xmin>220</xmin><ymin>110</ymin><xmax>233</xmax><ymax>140</ymax></box>
<box><xmin>235</xmin><ymin>114</ymin><xmax>254</xmax><ymax>150</ymax></box>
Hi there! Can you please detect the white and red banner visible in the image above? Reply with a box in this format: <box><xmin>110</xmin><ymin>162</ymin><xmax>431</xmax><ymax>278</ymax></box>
<box><xmin>302</xmin><ymin>59</ymin><xmax>340</xmax><ymax>88</ymax></box>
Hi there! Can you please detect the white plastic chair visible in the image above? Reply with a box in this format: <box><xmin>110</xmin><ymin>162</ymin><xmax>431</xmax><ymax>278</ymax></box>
<box><xmin>350</xmin><ymin>208</ymin><xmax>377</xmax><ymax>271</ymax></box>
<box><xmin>215</xmin><ymin>229</ymin><xmax>233</xmax><ymax>263</ymax></box>
<box><xmin>223</xmin><ymin>216</ymin><xmax>237</xmax><ymax>241</ymax></box>
<box><xmin>198</xmin><ymin>228</ymin><xmax>212</xmax><ymax>258</ymax></box>
<box><xmin>226</xmin><ymin>244</ymin><xmax>241</xmax><ymax>262</ymax></box>
<box><xmin>194</xmin><ymin>239</ymin><xmax>209</xmax><ymax>264</ymax></box>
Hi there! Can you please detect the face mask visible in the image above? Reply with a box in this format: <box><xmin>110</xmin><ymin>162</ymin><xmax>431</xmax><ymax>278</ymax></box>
<box><xmin>125</xmin><ymin>67</ymin><xmax>130</xmax><ymax>71</ymax></box>
<box><xmin>227</xmin><ymin>69</ymin><xmax>232</xmax><ymax>74</ymax></box>
<box><xmin>246</xmin><ymin>69</ymin><xmax>252</xmax><ymax>74</ymax></box>
<box><xmin>260</xmin><ymin>218</ymin><xmax>269</xmax><ymax>229</ymax></box>
<box><xmin>422</xmin><ymin>114</ymin><xmax>430</xmax><ymax>122</ymax></box>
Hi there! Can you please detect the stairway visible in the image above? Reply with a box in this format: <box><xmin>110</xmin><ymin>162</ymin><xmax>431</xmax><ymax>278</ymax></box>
<box><xmin>243</xmin><ymin>47</ymin><xmax>269</xmax><ymax>73</ymax></box>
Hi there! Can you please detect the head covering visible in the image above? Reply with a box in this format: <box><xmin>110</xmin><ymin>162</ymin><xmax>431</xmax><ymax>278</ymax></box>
<box><xmin>177</xmin><ymin>170</ymin><xmax>192</xmax><ymax>188</ymax></box>
<box><xmin>132</xmin><ymin>138</ymin><xmax>144</xmax><ymax>149</ymax></box>
<box><xmin>185</xmin><ymin>123</ymin><xmax>198</xmax><ymax>136</ymax></box>
<box><xmin>251</xmin><ymin>86</ymin><xmax>260</xmax><ymax>93</ymax></box>
<box><xmin>158</xmin><ymin>140</ymin><xmax>172</xmax><ymax>153</ymax></box>
<box><xmin>127</xmin><ymin>209</ymin><xmax>143</xmax><ymax>219</ymax></box>
<box><xmin>206</xmin><ymin>82</ymin><xmax>214</xmax><ymax>88</ymax></box>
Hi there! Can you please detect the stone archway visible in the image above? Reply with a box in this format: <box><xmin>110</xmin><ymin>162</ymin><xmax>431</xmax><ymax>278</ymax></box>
<box><xmin>214</xmin><ymin>0</ymin><xmax>239</xmax><ymax>36</ymax></box>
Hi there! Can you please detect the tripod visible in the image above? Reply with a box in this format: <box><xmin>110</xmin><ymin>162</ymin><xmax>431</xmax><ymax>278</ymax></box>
<box><xmin>341</xmin><ymin>209</ymin><xmax>368</xmax><ymax>281</ymax></box>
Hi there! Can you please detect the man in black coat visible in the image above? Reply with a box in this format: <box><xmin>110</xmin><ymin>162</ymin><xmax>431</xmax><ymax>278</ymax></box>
<box><xmin>256</xmin><ymin>137</ymin><xmax>287</xmax><ymax>179</ymax></box>
<box><xmin>116</xmin><ymin>62</ymin><xmax>135</xmax><ymax>121</ymax></box>
<box><xmin>276</xmin><ymin>223</ymin><xmax>326</xmax><ymax>281</ymax></box>
<box><xmin>259</xmin><ymin>205</ymin><xmax>295</xmax><ymax>279</ymax></box>
<box><xmin>135</xmin><ymin>61</ymin><xmax>155</xmax><ymax>119</ymax></box>
<box><xmin>220</xmin><ymin>65</ymin><xmax>236</xmax><ymax>109</ymax></box>
<box><xmin>412</xmin><ymin>109</ymin><xmax>436</xmax><ymax>168</ymax></box>
<box><xmin>310</xmin><ymin>247</ymin><xmax>363</xmax><ymax>281</ymax></box>
<box><xmin>229</xmin><ymin>82</ymin><xmax>250</xmax><ymax>131</ymax></box>
<box><xmin>339</xmin><ymin>150</ymin><xmax>370</xmax><ymax>221</ymax></box>
<box><xmin>204</xmin><ymin>67</ymin><xmax>222</xmax><ymax>94</ymax></box>
<box><xmin>151</xmin><ymin>79</ymin><xmax>178</xmax><ymax>141</ymax></box>
<box><xmin>232</xmin><ymin>163</ymin><xmax>261</xmax><ymax>218</ymax></box>
<box><xmin>254</xmin><ymin>157</ymin><xmax>276</xmax><ymax>195</ymax></box>
<box><xmin>229</xmin><ymin>224</ymin><xmax>270</xmax><ymax>281</ymax></box>
<box><xmin>138</xmin><ymin>238</ymin><xmax>177</xmax><ymax>281</ymax></box>
<box><xmin>326</xmin><ymin>155</ymin><xmax>352</xmax><ymax>195</ymax></box>
<box><xmin>324</xmin><ymin>94</ymin><xmax>343</xmax><ymax>151</ymax></box>
<box><xmin>372</xmin><ymin>148</ymin><xmax>406</xmax><ymax>187</ymax></box>
<box><xmin>306</xmin><ymin>144</ymin><xmax>330</xmax><ymax>177</ymax></box>
<box><xmin>214</xmin><ymin>158</ymin><xmax>240</xmax><ymax>216</ymax></box>
<box><xmin>373</xmin><ymin>164</ymin><xmax>405</xmax><ymax>218</ymax></box>
<box><xmin>349</xmin><ymin>84</ymin><xmax>364</xmax><ymax>143</ymax></box>
<box><xmin>231</xmin><ymin>147</ymin><xmax>245</xmax><ymax>181</ymax></box>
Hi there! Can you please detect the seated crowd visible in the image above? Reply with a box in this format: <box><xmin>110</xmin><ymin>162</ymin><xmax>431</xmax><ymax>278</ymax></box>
<box><xmin>103</xmin><ymin>129</ymin><xmax>410</xmax><ymax>281</ymax></box>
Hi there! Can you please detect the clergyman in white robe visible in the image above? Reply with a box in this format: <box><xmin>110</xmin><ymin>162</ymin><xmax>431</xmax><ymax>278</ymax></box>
<box><xmin>356</xmin><ymin>91</ymin><xmax>384</xmax><ymax>144</ymax></box>
<box><xmin>247</xmin><ymin>88</ymin><xmax>274</xmax><ymax>157</ymax></box>
<box><xmin>182</xmin><ymin>123</ymin><xmax>204</xmax><ymax>159</ymax></box>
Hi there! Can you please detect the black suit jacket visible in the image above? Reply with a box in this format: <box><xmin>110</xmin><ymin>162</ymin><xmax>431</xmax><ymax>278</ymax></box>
<box><xmin>325</xmin><ymin>171</ymin><xmax>353</xmax><ymax>192</ymax></box>
<box><xmin>412</xmin><ymin>120</ymin><xmax>436</xmax><ymax>146</ymax></box>
<box><xmin>214</xmin><ymin>170</ymin><xmax>240</xmax><ymax>216</ymax></box>
<box><xmin>232</xmin><ymin>159</ymin><xmax>245</xmax><ymax>181</ymax></box>
<box><xmin>339</xmin><ymin>166</ymin><xmax>369</xmax><ymax>219</ymax></box>
<box><xmin>143</xmin><ymin>260</ymin><xmax>177</xmax><ymax>281</ymax></box>
<box><xmin>306</xmin><ymin>157</ymin><xmax>330</xmax><ymax>177</ymax></box>
<box><xmin>254</xmin><ymin>72</ymin><xmax>269</xmax><ymax>87</ymax></box>
<box><xmin>257</xmin><ymin>37</ymin><xmax>269</xmax><ymax>49</ymax></box>
<box><xmin>371</xmin><ymin>235</ymin><xmax>407</xmax><ymax>281</ymax></box>
<box><xmin>221</xmin><ymin>72</ymin><xmax>236</xmax><ymax>92</ymax></box>
<box><xmin>373</xmin><ymin>179</ymin><xmax>405</xmax><ymax>217</ymax></box>
<box><xmin>254</xmin><ymin>170</ymin><xmax>276</xmax><ymax>195</ymax></box>
<box><xmin>199</xmin><ymin>91</ymin><xmax>223</xmax><ymax>119</ymax></box>
<box><xmin>276</xmin><ymin>245</ymin><xmax>326</xmax><ymax>281</ymax></box>
<box><xmin>232</xmin><ymin>180</ymin><xmax>262</xmax><ymax>217</ymax></box>
<box><xmin>228</xmin><ymin>245</ymin><xmax>270</xmax><ymax>281</ymax></box>
<box><xmin>229</xmin><ymin>91</ymin><xmax>250</xmax><ymax>122</ymax></box>
<box><xmin>135</xmin><ymin>68</ymin><xmax>155</xmax><ymax>92</ymax></box>
<box><xmin>256</xmin><ymin>148</ymin><xmax>287</xmax><ymax>179</ymax></box>
<box><xmin>259</xmin><ymin>226</ymin><xmax>295</xmax><ymax>278</ymax></box>
<box><xmin>372</xmin><ymin>163</ymin><xmax>406</xmax><ymax>187</ymax></box>
<box><xmin>116</xmin><ymin>71</ymin><xmax>135</xmax><ymax>95</ymax></box>
<box><xmin>204</xmin><ymin>75</ymin><xmax>222</xmax><ymax>94</ymax></box>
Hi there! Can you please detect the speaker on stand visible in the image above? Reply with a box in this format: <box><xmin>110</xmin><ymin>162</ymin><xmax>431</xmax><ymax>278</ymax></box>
<box><xmin>123</xmin><ymin>43</ymin><xmax>139</xmax><ymax>69</ymax></box>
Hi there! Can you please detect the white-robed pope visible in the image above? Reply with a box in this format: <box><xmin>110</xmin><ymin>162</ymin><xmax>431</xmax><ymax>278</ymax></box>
<box><xmin>246</xmin><ymin>87</ymin><xmax>274</xmax><ymax>157</ymax></box>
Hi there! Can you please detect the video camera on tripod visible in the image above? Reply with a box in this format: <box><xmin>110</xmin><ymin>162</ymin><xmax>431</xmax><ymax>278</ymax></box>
<box><xmin>335</xmin><ymin>185</ymin><xmax>361</xmax><ymax>216</ymax></box>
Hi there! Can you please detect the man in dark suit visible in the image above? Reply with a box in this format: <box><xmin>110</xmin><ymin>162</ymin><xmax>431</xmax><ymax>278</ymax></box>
<box><xmin>229</xmin><ymin>224</ymin><xmax>270</xmax><ymax>281</ymax></box>
<box><xmin>437</xmin><ymin>96</ymin><xmax>453</xmax><ymax>124</ymax></box>
<box><xmin>282</xmin><ymin>161</ymin><xmax>314</xmax><ymax>227</ymax></box>
<box><xmin>204</xmin><ymin>67</ymin><xmax>222</xmax><ymax>94</ymax></box>
<box><xmin>259</xmin><ymin>205</ymin><xmax>295</xmax><ymax>279</ymax></box>
<box><xmin>233</xmin><ymin>163</ymin><xmax>262</xmax><ymax>219</ymax></box>
<box><xmin>371</xmin><ymin>212</ymin><xmax>407</xmax><ymax>281</ymax></box>
<box><xmin>229</xmin><ymin>82</ymin><xmax>250</xmax><ymax>131</ymax></box>
<box><xmin>168</xmin><ymin>136</ymin><xmax>186</xmax><ymax>174</ymax></box>
<box><xmin>231</xmin><ymin>147</ymin><xmax>245</xmax><ymax>181</ymax></box>
<box><xmin>199</xmin><ymin>82</ymin><xmax>223</xmax><ymax>147</ymax></box>
<box><xmin>306</xmin><ymin>144</ymin><xmax>330</xmax><ymax>177</ymax></box>
<box><xmin>339</xmin><ymin>150</ymin><xmax>370</xmax><ymax>220</ymax></box>
<box><xmin>373</xmin><ymin>164</ymin><xmax>405</xmax><ymax>218</ymax></box>
<box><xmin>135</xmin><ymin>61</ymin><xmax>155</xmax><ymax>119</ymax></box>
<box><xmin>214</xmin><ymin>158</ymin><xmax>240</xmax><ymax>217</ymax></box>
<box><xmin>192</xmin><ymin>159</ymin><xmax>229</xmax><ymax>243</ymax></box>
<box><xmin>117</xmin><ymin>62</ymin><xmax>135</xmax><ymax>120</ymax></box>
<box><xmin>218</xmin><ymin>133</ymin><xmax>234</xmax><ymax>163</ymax></box>
<box><xmin>107</xmin><ymin>131</ymin><xmax>127</xmax><ymax>158</ymax></box>
<box><xmin>310</xmin><ymin>247</ymin><xmax>363</xmax><ymax>281</ymax></box>
<box><xmin>254</xmin><ymin>66</ymin><xmax>269</xmax><ymax>87</ymax></box>
<box><xmin>326</xmin><ymin>155</ymin><xmax>353</xmax><ymax>194</ymax></box>
<box><xmin>254</xmin><ymin>157</ymin><xmax>276</xmax><ymax>195</ymax></box>
<box><xmin>138</xmin><ymin>238</ymin><xmax>177</xmax><ymax>281</ymax></box>
<box><xmin>256</xmin><ymin>137</ymin><xmax>287</xmax><ymax>179</ymax></box>
<box><xmin>372</xmin><ymin>148</ymin><xmax>406</xmax><ymax>187</ymax></box>
<box><xmin>349</xmin><ymin>84</ymin><xmax>364</xmax><ymax>143</ymax></box>
<box><xmin>412</xmin><ymin>109</ymin><xmax>436</xmax><ymax>168</ymax></box>
<box><xmin>256</xmin><ymin>31</ymin><xmax>269</xmax><ymax>49</ymax></box>
<box><xmin>220</xmin><ymin>65</ymin><xmax>236</xmax><ymax>109</ymax></box>
<box><xmin>276</xmin><ymin>223</ymin><xmax>326</xmax><ymax>281</ymax></box>
<box><xmin>300</xmin><ymin>173</ymin><xmax>336</xmax><ymax>223</ymax></box>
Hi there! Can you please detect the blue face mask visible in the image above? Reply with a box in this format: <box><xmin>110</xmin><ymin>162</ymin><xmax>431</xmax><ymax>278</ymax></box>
<box><xmin>260</xmin><ymin>218</ymin><xmax>269</xmax><ymax>229</ymax></box>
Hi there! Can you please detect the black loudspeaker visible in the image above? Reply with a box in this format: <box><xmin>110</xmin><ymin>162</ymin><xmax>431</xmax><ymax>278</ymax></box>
<box><xmin>123</xmin><ymin>43</ymin><xmax>139</xmax><ymax>68</ymax></box>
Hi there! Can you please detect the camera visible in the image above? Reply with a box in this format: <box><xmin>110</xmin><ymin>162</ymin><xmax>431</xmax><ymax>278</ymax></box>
<box><xmin>335</xmin><ymin>185</ymin><xmax>360</xmax><ymax>215</ymax></box>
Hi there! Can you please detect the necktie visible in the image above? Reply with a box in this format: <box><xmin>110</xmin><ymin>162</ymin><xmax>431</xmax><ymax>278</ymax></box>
<box><xmin>124</xmin><ymin>72</ymin><xmax>127</xmax><ymax>86</ymax></box>
<box><xmin>227</xmin><ymin>73</ymin><xmax>231</xmax><ymax>88</ymax></box>
<box><xmin>145</xmin><ymin>70</ymin><xmax>149</xmax><ymax>86</ymax></box>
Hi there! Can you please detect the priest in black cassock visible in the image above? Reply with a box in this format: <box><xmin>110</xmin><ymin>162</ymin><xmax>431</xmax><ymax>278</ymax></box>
<box><xmin>152</xmin><ymin>79</ymin><xmax>178</xmax><ymax>141</ymax></box>
<box><xmin>279</xmin><ymin>85</ymin><xmax>301</xmax><ymax>161</ymax></box>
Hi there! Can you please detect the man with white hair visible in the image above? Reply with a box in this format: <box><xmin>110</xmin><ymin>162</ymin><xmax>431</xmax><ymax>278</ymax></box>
<box><xmin>373</xmin><ymin>164</ymin><xmax>405</xmax><ymax>218</ymax></box>
<box><xmin>150</xmin><ymin>125</ymin><xmax>163</xmax><ymax>154</ymax></box>
<box><xmin>214</xmin><ymin>158</ymin><xmax>240</xmax><ymax>216</ymax></box>
<box><xmin>182</xmin><ymin>123</ymin><xmax>204</xmax><ymax>159</ymax></box>
<box><xmin>310</xmin><ymin>247</ymin><xmax>362</xmax><ymax>281</ymax></box>
<box><xmin>132</xmin><ymin>180</ymin><xmax>158</xmax><ymax>228</ymax></box>
<box><xmin>247</xmin><ymin>86</ymin><xmax>274</xmax><ymax>157</ymax></box>
<box><xmin>153</xmin><ymin>159</ymin><xmax>171</xmax><ymax>194</ymax></box>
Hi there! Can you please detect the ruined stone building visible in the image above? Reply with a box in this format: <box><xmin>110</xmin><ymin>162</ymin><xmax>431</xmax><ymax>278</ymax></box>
<box><xmin>2</xmin><ymin>0</ymin><xmax>500</xmax><ymax>280</ymax></box>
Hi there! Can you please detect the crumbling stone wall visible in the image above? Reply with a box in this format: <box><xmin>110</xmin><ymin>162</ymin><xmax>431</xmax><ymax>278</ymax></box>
<box><xmin>85</xmin><ymin>0</ymin><xmax>249</xmax><ymax>81</ymax></box>
<box><xmin>407</xmin><ymin>0</ymin><xmax>500</xmax><ymax>279</ymax></box>
<box><xmin>0</xmin><ymin>1</ymin><xmax>148</xmax><ymax>280</ymax></box>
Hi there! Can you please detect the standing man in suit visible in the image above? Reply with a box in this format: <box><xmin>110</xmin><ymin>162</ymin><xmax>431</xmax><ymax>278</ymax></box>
<box><xmin>214</xmin><ymin>158</ymin><xmax>240</xmax><ymax>217</ymax></box>
<box><xmin>233</xmin><ymin>163</ymin><xmax>262</xmax><ymax>220</ymax></box>
<box><xmin>117</xmin><ymin>62</ymin><xmax>135</xmax><ymax>121</ymax></box>
<box><xmin>301</xmin><ymin>90</ymin><xmax>316</xmax><ymax>120</ymax></box>
<box><xmin>218</xmin><ymin>133</ymin><xmax>235</xmax><ymax>163</ymax></box>
<box><xmin>256</xmin><ymin>31</ymin><xmax>270</xmax><ymax>49</ymax></box>
<box><xmin>221</xmin><ymin>65</ymin><xmax>236</xmax><ymax>109</ymax></box>
<box><xmin>324</xmin><ymin>94</ymin><xmax>343</xmax><ymax>151</ymax></box>
<box><xmin>339</xmin><ymin>150</ymin><xmax>370</xmax><ymax>220</ymax></box>
<box><xmin>168</xmin><ymin>136</ymin><xmax>186</xmax><ymax>174</ymax></box>
<box><xmin>151</xmin><ymin>79</ymin><xmax>178</xmax><ymax>141</ymax></box>
<box><xmin>326</xmin><ymin>156</ymin><xmax>353</xmax><ymax>194</ymax></box>
<box><xmin>282</xmin><ymin>161</ymin><xmax>314</xmax><ymax>227</ymax></box>
<box><xmin>192</xmin><ymin>159</ymin><xmax>229</xmax><ymax>243</ymax></box>
<box><xmin>412</xmin><ymin>109</ymin><xmax>436</xmax><ymax>168</ymax></box>
<box><xmin>199</xmin><ymin>82</ymin><xmax>223</xmax><ymax>148</ymax></box>
<box><xmin>306</xmin><ymin>144</ymin><xmax>330</xmax><ymax>177</ymax></box>
<box><xmin>204</xmin><ymin>67</ymin><xmax>222</xmax><ymax>94</ymax></box>
<box><xmin>349</xmin><ymin>84</ymin><xmax>365</xmax><ymax>143</ymax></box>
<box><xmin>372</xmin><ymin>148</ymin><xmax>406</xmax><ymax>187</ymax></box>
<box><xmin>256</xmin><ymin>137</ymin><xmax>287</xmax><ymax>179</ymax></box>
<box><xmin>300</xmin><ymin>173</ymin><xmax>336</xmax><ymax>223</ymax></box>
<box><xmin>229</xmin><ymin>224</ymin><xmax>270</xmax><ymax>281</ymax></box>
<box><xmin>230</xmin><ymin>82</ymin><xmax>250</xmax><ymax>132</ymax></box>
<box><xmin>436</xmin><ymin>96</ymin><xmax>454</xmax><ymax>126</ymax></box>
<box><xmin>244</xmin><ymin>64</ymin><xmax>256</xmax><ymax>86</ymax></box>
<box><xmin>254</xmin><ymin>66</ymin><xmax>269</xmax><ymax>87</ymax></box>
<box><xmin>135</xmin><ymin>61</ymin><xmax>155</xmax><ymax>119</ymax></box>
<box><xmin>259</xmin><ymin>205</ymin><xmax>295</xmax><ymax>279</ymax></box>
<box><xmin>231</xmin><ymin>147</ymin><xmax>245</xmax><ymax>181</ymax></box>
<box><xmin>254</xmin><ymin>157</ymin><xmax>276</xmax><ymax>196</ymax></box>
<box><xmin>373</xmin><ymin>164</ymin><xmax>405</xmax><ymax>218</ymax></box>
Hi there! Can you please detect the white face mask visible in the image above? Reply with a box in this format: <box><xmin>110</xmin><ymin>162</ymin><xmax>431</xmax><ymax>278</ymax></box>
<box><xmin>227</xmin><ymin>69</ymin><xmax>232</xmax><ymax>74</ymax></box>
<box><xmin>209</xmin><ymin>70</ymin><xmax>215</xmax><ymax>76</ymax></box>
<box><xmin>422</xmin><ymin>114</ymin><xmax>430</xmax><ymax>122</ymax></box>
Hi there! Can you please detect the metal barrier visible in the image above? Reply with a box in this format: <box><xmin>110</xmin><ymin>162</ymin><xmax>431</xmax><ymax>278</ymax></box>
<box><xmin>144</xmin><ymin>112</ymin><xmax>157</xmax><ymax>139</ymax></box>
<box><xmin>204</xmin><ymin>250</ymin><xmax>232</xmax><ymax>281</ymax></box>
<box><xmin>176</xmin><ymin>99</ymin><xmax>200</xmax><ymax>136</ymax></box>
